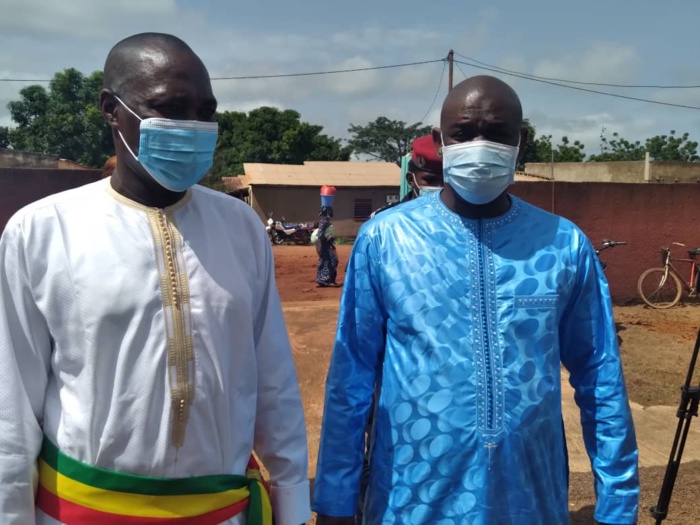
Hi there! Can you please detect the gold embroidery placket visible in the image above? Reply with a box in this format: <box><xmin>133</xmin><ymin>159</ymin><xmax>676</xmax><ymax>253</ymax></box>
<box><xmin>147</xmin><ymin>208</ymin><xmax>195</xmax><ymax>448</ymax></box>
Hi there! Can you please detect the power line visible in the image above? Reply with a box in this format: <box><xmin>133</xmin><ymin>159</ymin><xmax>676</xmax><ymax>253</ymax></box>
<box><xmin>211</xmin><ymin>59</ymin><xmax>443</xmax><ymax>80</ymax></box>
<box><xmin>453</xmin><ymin>60</ymin><xmax>700</xmax><ymax>111</ymax></box>
<box><xmin>417</xmin><ymin>60</ymin><xmax>447</xmax><ymax>124</ymax></box>
<box><xmin>455</xmin><ymin>52</ymin><xmax>700</xmax><ymax>89</ymax></box>
<box><xmin>0</xmin><ymin>59</ymin><xmax>445</xmax><ymax>83</ymax></box>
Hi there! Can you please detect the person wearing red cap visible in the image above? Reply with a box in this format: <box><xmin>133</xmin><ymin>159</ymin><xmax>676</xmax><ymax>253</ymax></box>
<box><xmin>369</xmin><ymin>134</ymin><xmax>443</xmax><ymax>218</ymax></box>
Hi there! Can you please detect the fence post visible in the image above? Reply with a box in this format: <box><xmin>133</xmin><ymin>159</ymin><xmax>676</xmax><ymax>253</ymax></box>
<box><xmin>644</xmin><ymin>151</ymin><xmax>651</xmax><ymax>182</ymax></box>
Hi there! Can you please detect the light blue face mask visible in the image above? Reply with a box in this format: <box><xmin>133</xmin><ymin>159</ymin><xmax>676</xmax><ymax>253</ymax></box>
<box><xmin>410</xmin><ymin>173</ymin><xmax>442</xmax><ymax>198</ymax></box>
<box><xmin>442</xmin><ymin>139</ymin><xmax>519</xmax><ymax>205</ymax></box>
<box><xmin>419</xmin><ymin>186</ymin><xmax>442</xmax><ymax>197</ymax></box>
<box><xmin>115</xmin><ymin>96</ymin><xmax>219</xmax><ymax>192</ymax></box>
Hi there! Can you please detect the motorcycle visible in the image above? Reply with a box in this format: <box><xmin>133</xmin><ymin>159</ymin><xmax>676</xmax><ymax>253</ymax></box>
<box><xmin>265</xmin><ymin>212</ymin><xmax>316</xmax><ymax>246</ymax></box>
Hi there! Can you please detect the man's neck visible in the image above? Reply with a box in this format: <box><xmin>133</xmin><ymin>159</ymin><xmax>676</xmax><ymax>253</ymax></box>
<box><xmin>440</xmin><ymin>185</ymin><xmax>511</xmax><ymax>219</ymax></box>
<box><xmin>111</xmin><ymin>166</ymin><xmax>186</xmax><ymax>209</ymax></box>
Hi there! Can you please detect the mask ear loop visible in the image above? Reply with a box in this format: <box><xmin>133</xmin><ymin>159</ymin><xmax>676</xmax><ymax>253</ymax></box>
<box><xmin>112</xmin><ymin>95</ymin><xmax>142</xmax><ymax>162</ymax></box>
<box><xmin>411</xmin><ymin>173</ymin><xmax>420</xmax><ymax>198</ymax></box>
<box><xmin>113</xmin><ymin>95</ymin><xmax>143</xmax><ymax>122</ymax></box>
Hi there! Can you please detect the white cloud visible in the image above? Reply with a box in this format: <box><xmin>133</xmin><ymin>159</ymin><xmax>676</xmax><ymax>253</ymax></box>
<box><xmin>0</xmin><ymin>0</ymin><xmax>181</xmax><ymax>38</ymax></box>
<box><xmin>528</xmin><ymin>110</ymin><xmax>661</xmax><ymax>154</ymax></box>
<box><xmin>649</xmin><ymin>89</ymin><xmax>700</xmax><ymax>109</ymax></box>
<box><xmin>453</xmin><ymin>7</ymin><xmax>497</xmax><ymax>56</ymax></box>
<box><xmin>323</xmin><ymin>57</ymin><xmax>381</xmax><ymax>97</ymax></box>
<box><xmin>390</xmin><ymin>63</ymin><xmax>445</xmax><ymax>95</ymax></box>
<box><xmin>330</xmin><ymin>26</ymin><xmax>443</xmax><ymax>54</ymax></box>
<box><xmin>533</xmin><ymin>42</ymin><xmax>641</xmax><ymax>84</ymax></box>
<box><xmin>423</xmin><ymin>107</ymin><xmax>441</xmax><ymax>128</ymax></box>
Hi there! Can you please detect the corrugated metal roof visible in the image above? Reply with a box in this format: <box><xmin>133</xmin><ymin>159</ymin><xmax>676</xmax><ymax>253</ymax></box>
<box><xmin>221</xmin><ymin>176</ymin><xmax>247</xmax><ymax>192</ymax></box>
<box><xmin>240</xmin><ymin>161</ymin><xmax>401</xmax><ymax>187</ymax></box>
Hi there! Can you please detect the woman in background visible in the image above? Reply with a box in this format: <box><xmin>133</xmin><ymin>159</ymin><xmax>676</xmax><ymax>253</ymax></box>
<box><xmin>315</xmin><ymin>206</ymin><xmax>339</xmax><ymax>287</ymax></box>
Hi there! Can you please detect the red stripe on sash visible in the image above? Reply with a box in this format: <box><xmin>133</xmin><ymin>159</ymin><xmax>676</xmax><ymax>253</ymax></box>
<box><xmin>36</xmin><ymin>484</ymin><xmax>250</xmax><ymax>525</ymax></box>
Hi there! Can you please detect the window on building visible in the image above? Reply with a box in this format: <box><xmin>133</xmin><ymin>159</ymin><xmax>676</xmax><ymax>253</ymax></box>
<box><xmin>353</xmin><ymin>198</ymin><xmax>373</xmax><ymax>221</ymax></box>
<box><xmin>386</xmin><ymin>194</ymin><xmax>399</xmax><ymax>204</ymax></box>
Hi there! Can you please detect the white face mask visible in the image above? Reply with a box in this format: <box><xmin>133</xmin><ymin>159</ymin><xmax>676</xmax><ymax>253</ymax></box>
<box><xmin>442</xmin><ymin>139</ymin><xmax>519</xmax><ymax>205</ymax></box>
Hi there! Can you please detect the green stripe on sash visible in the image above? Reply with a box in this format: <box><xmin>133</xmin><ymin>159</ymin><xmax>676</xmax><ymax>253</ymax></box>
<box><xmin>40</xmin><ymin>438</ymin><xmax>251</xmax><ymax>496</ymax></box>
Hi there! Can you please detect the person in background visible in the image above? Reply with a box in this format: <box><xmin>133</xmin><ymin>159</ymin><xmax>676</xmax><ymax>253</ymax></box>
<box><xmin>369</xmin><ymin>134</ymin><xmax>443</xmax><ymax>219</ymax></box>
<box><xmin>101</xmin><ymin>155</ymin><xmax>117</xmax><ymax>178</ymax></box>
<box><xmin>312</xmin><ymin>76</ymin><xmax>639</xmax><ymax>525</ymax></box>
<box><xmin>0</xmin><ymin>32</ymin><xmax>310</xmax><ymax>525</ymax></box>
<box><xmin>315</xmin><ymin>205</ymin><xmax>340</xmax><ymax>287</ymax></box>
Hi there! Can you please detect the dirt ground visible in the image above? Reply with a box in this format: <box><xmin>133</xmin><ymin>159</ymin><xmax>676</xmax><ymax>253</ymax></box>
<box><xmin>273</xmin><ymin>245</ymin><xmax>700</xmax><ymax>524</ymax></box>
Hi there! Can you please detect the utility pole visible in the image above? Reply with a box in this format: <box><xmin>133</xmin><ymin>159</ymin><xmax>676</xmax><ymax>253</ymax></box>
<box><xmin>448</xmin><ymin>49</ymin><xmax>454</xmax><ymax>92</ymax></box>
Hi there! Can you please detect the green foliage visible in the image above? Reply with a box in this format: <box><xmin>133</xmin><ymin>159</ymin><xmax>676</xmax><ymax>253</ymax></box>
<box><xmin>589</xmin><ymin>129</ymin><xmax>699</xmax><ymax>162</ymax></box>
<box><xmin>347</xmin><ymin>117</ymin><xmax>432</xmax><ymax>165</ymax></box>
<box><xmin>646</xmin><ymin>131</ymin><xmax>699</xmax><ymax>162</ymax></box>
<box><xmin>588</xmin><ymin>131</ymin><xmax>645</xmax><ymax>162</ymax></box>
<box><xmin>205</xmin><ymin>107</ymin><xmax>351</xmax><ymax>191</ymax></box>
<box><xmin>517</xmin><ymin>118</ymin><xmax>541</xmax><ymax>170</ymax></box>
<box><xmin>0</xmin><ymin>126</ymin><xmax>9</xmax><ymax>148</ymax></box>
<box><xmin>7</xmin><ymin>68</ymin><xmax>114</xmax><ymax>167</ymax></box>
<box><xmin>534</xmin><ymin>134</ymin><xmax>586</xmax><ymax>162</ymax></box>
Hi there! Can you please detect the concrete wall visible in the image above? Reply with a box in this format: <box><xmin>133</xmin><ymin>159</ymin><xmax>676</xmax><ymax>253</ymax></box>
<box><xmin>651</xmin><ymin>162</ymin><xmax>700</xmax><ymax>183</ymax></box>
<box><xmin>0</xmin><ymin>148</ymin><xmax>89</xmax><ymax>169</ymax></box>
<box><xmin>511</xmin><ymin>181</ymin><xmax>700</xmax><ymax>302</ymax></box>
<box><xmin>250</xmin><ymin>185</ymin><xmax>400</xmax><ymax>237</ymax></box>
<box><xmin>525</xmin><ymin>161</ymin><xmax>644</xmax><ymax>182</ymax></box>
<box><xmin>525</xmin><ymin>160</ymin><xmax>700</xmax><ymax>184</ymax></box>
<box><xmin>0</xmin><ymin>168</ymin><xmax>101</xmax><ymax>232</ymax></box>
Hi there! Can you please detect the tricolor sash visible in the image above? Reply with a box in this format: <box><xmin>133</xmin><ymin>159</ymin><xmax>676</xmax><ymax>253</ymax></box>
<box><xmin>36</xmin><ymin>438</ymin><xmax>272</xmax><ymax>525</ymax></box>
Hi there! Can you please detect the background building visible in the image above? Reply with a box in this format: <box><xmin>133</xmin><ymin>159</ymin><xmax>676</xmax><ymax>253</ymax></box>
<box><xmin>223</xmin><ymin>161</ymin><xmax>401</xmax><ymax>237</ymax></box>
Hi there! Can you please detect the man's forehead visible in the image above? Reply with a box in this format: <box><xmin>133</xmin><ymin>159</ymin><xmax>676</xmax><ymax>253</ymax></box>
<box><xmin>451</xmin><ymin>91</ymin><xmax>504</xmax><ymax>113</ymax></box>
<box><xmin>122</xmin><ymin>51</ymin><xmax>210</xmax><ymax>93</ymax></box>
<box><xmin>444</xmin><ymin>95</ymin><xmax>517</xmax><ymax>126</ymax></box>
<box><xmin>129</xmin><ymin>46</ymin><xmax>201</xmax><ymax>75</ymax></box>
<box><xmin>133</xmin><ymin>47</ymin><xmax>172</xmax><ymax>67</ymax></box>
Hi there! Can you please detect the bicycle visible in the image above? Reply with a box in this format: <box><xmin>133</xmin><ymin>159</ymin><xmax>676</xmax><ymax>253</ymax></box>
<box><xmin>596</xmin><ymin>239</ymin><xmax>627</xmax><ymax>272</ymax></box>
<box><xmin>637</xmin><ymin>242</ymin><xmax>700</xmax><ymax>309</ymax></box>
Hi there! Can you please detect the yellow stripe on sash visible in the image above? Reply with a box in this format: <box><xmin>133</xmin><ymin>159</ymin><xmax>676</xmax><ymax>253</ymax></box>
<box><xmin>38</xmin><ymin>459</ymin><xmax>250</xmax><ymax>518</ymax></box>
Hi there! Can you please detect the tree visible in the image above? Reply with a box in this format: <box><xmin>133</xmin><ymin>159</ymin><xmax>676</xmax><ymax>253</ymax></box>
<box><xmin>6</xmin><ymin>68</ymin><xmax>113</xmax><ymax>167</ymax></box>
<box><xmin>517</xmin><ymin>118</ymin><xmax>541</xmax><ymax>170</ymax></box>
<box><xmin>588</xmin><ymin>130</ymin><xmax>699</xmax><ymax>162</ymax></box>
<box><xmin>0</xmin><ymin>127</ymin><xmax>9</xmax><ymax>148</ymax></box>
<box><xmin>534</xmin><ymin>134</ymin><xmax>586</xmax><ymax>163</ymax></box>
<box><xmin>347</xmin><ymin>117</ymin><xmax>432</xmax><ymax>165</ymax></box>
<box><xmin>646</xmin><ymin>130</ymin><xmax>698</xmax><ymax>162</ymax></box>
<box><xmin>204</xmin><ymin>106</ymin><xmax>351</xmax><ymax>190</ymax></box>
<box><xmin>588</xmin><ymin>131</ymin><xmax>645</xmax><ymax>162</ymax></box>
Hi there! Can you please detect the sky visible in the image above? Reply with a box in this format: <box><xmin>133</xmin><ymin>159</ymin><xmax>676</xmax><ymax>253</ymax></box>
<box><xmin>1</xmin><ymin>0</ymin><xmax>700</xmax><ymax>157</ymax></box>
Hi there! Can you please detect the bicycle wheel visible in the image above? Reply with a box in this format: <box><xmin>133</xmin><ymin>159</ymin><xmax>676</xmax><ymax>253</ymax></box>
<box><xmin>637</xmin><ymin>268</ymin><xmax>683</xmax><ymax>309</ymax></box>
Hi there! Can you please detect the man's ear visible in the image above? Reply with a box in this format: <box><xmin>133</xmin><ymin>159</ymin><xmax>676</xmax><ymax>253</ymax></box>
<box><xmin>405</xmin><ymin>171</ymin><xmax>417</xmax><ymax>189</ymax></box>
<box><xmin>517</xmin><ymin>126</ymin><xmax>529</xmax><ymax>163</ymax></box>
<box><xmin>100</xmin><ymin>89</ymin><xmax>119</xmax><ymax>129</ymax></box>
